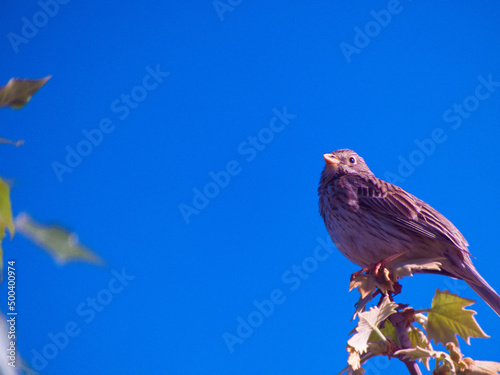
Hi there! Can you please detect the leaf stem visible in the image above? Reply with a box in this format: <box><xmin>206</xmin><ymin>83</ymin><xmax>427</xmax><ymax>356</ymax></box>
<box><xmin>372</xmin><ymin>325</ymin><xmax>387</xmax><ymax>342</ymax></box>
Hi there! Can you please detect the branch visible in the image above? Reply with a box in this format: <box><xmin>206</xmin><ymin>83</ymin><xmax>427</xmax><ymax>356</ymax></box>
<box><xmin>389</xmin><ymin>311</ymin><xmax>422</xmax><ymax>375</ymax></box>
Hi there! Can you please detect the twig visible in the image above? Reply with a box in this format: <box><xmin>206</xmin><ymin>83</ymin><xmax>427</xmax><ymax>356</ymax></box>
<box><xmin>389</xmin><ymin>311</ymin><xmax>422</xmax><ymax>375</ymax></box>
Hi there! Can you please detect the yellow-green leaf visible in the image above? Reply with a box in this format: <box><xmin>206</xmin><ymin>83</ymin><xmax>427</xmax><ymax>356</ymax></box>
<box><xmin>368</xmin><ymin>319</ymin><xmax>397</xmax><ymax>344</ymax></box>
<box><xmin>408</xmin><ymin>326</ymin><xmax>433</xmax><ymax>370</ymax></box>
<box><xmin>14</xmin><ymin>213</ymin><xmax>103</xmax><ymax>265</ymax></box>
<box><xmin>409</xmin><ymin>326</ymin><xmax>433</xmax><ymax>350</ymax></box>
<box><xmin>0</xmin><ymin>76</ymin><xmax>50</xmax><ymax>109</ymax></box>
<box><xmin>427</xmin><ymin>289</ymin><xmax>489</xmax><ymax>346</ymax></box>
<box><xmin>0</xmin><ymin>178</ymin><xmax>14</xmax><ymax>237</ymax></box>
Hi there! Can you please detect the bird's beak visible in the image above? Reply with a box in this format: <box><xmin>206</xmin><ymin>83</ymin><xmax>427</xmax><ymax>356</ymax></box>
<box><xmin>323</xmin><ymin>153</ymin><xmax>340</xmax><ymax>165</ymax></box>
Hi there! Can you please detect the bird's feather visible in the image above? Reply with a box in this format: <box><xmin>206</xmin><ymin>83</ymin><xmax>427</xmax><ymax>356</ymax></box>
<box><xmin>345</xmin><ymin>174</ymin><xmax>469</xmax><ymax>251</ymax></box>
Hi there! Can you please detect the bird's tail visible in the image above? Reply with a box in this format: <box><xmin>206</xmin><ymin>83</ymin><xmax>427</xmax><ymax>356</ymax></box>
<box><xmin>464</xmin><ymin>267</ymin><xmax>500</xmax><ymax>317</ymax></box>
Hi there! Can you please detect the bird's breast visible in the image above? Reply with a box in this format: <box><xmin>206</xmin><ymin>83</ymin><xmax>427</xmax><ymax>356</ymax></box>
<box><xmin>319</xmin><ymin>182</ymin><xmax>415</xmax><ymax>267</ymax></box>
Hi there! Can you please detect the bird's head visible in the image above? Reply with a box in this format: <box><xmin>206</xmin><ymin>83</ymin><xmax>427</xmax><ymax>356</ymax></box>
<box><xmin>321</xmin><ymin>149</ymin><xmax>373</xmax><ymax>179</ymax></box>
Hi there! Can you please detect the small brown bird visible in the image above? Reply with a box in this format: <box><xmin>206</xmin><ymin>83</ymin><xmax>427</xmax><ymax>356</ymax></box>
<box><xmin>318</xmin><ymin>148</ymin><xmax>500</xmax><ymax>316</ymax></box>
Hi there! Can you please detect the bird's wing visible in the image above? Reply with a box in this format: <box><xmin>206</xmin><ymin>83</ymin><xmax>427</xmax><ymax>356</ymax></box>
<box><xmin>346</xmin><ymin>174</ymin><xmax>469</xmax><ymax>250</ymax></box>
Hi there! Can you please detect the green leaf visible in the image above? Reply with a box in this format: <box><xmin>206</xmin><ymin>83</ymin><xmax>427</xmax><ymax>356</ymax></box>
<box><xmin>14</xmin><ymin>213</ymin><xmax>103</xmax><ymax>265</ymax></box>
<box><xmin>368</xmin><ymin>319</ymin><xmax>397</xmax><ymax>344</ymax></box>
<box><xmin>0</xmin><ymin>76</ymin><xmax>50</xmax><ymax>109</ymax></box>
<box><xmin>427</xmin><ymin>289</ymin><xmax>489</xmax><ymax>346</ymax></box>
<box><xmin>347</xmin><ymin>297</ymin><xmax>397</xmax><ymax>354</ymax></box>
<box><xmin>0</xmin><ymin>178</ymin><xmax>15</xmax><ymax>237</ymax></box>
<box><xmin>408</xmin><ymin>325</ymin><xmax>432</xmax><ymax>350</ymax></box>
<box><xmin>408</xmin><ymin>326</ymin><xmax>433</xmax><ymax>370</ymax></box>
<box><xmin>380</xmin><ymin>320</ymin><xmax>398</xmax><ymax>343</ymax></box>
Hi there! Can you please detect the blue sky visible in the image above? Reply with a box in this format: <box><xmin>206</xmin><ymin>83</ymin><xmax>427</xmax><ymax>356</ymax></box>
<box><xmin>1</xmin><ymin>1</ymin><xmax>500</xmax><ymax>374</ymax></box>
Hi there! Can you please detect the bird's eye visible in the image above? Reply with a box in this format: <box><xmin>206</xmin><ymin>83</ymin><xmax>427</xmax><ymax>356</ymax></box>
<box><xmin>349</xmin><ymin>157</ymin><xmax>356</xmax><ymax>164</ymax></box>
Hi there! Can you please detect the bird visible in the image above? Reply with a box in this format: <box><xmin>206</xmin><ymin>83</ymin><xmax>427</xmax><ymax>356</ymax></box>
<box><xmin>318</xmin><ymin>148</ymin><xmax>500</xmax><ymax>316</ymax></box>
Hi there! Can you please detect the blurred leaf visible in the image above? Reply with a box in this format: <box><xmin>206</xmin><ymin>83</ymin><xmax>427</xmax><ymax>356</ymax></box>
<box><xmin>14</xmin><ymin>213</ymin><xmax>103</xmax><ymax>265</ymax></box>
<box><xmin>463</xmin><ymin>359</ymin><xmax>500</xmax><ymax>375</ymax></box>
<box><xmin>446</xmin><ymin>343</ymin><xmax>500</xmax><ymax>374</ymax></box>
<box><xmin>0</xmin><ymin>178</ymin><xmax>14</xmax><ymax>237</ymax></box>
<box><xmin>348</xmin><ymin>370</ymin><xmax>365</xmax><ymax>375</ymax></box>
<box><xmin>347</xmin><ymin>345</ymin><xmax>361</xmax><ymax>370</ymax></box>
<box><xmin>0</xmin><ymin>138</ymin><xmax>24</xmax><ymax>147</ymax></box>
<box><xmin>435</xmin><ymin>363</ymin><xmax>453</xmax><ymax>375</ymax></box>
<box><xmin>340</xmin><ymin>346</ymin><xmax>367</xmax><ymax>375</ymax></box>
<box><xmin>427</xmin><ymin>289</ymin><xmax>489</xmax><ymax>346</ymax></box>
<box><xmin>348</xmin><ymin>297</ymin><xmax>397</xmax><ymax>354</ymax></box>
<box><xmin>0</xmin><ymin>76</ymin><xmax>50</xmax><ymax>109</ymax></box>
<box><xmin>447</xmin><ymin>342</ymin><xmax>466</xmax><ymax>371</ymax></box>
